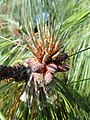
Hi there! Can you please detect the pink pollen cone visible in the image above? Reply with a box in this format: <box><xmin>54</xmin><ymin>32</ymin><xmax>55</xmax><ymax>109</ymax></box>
<box><xmin>44</xmin><ymin>71</ymin><xmax>53</xmax><ymax>85</ymax></box>
<box><xmin>46</xmin><ymin>63</ymin><xmax>58</xmax><ymax>74</ymax></box>
<box><xmin>26</xmin><ymin>58</ymin><xmax>44</xmax><ymax>73</ymax></box>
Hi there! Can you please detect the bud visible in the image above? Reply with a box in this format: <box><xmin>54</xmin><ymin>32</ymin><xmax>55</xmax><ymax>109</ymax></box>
<box><xmin>55</xmin><ymin>53</ymin><xmax>68</xmax><ymax>63</ymax></box>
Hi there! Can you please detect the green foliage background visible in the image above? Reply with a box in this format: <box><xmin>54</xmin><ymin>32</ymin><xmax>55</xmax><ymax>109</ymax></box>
<box><xmin>0</xmin><ymin>0</ymin><xmax>90</xmax><ymax>120</ymax></box>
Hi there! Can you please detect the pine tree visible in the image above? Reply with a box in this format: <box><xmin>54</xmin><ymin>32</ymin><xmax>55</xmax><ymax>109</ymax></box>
<box><xmin>0</xmin><ymin>0</ymin><xmax>90</xmax><ymax>120</ymax></box>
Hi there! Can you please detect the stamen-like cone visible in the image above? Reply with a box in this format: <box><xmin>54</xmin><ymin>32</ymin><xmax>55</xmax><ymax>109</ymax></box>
<box><xmin>26</xmin><ymin>58</ymin><xmax>44</xmax><ymax>73</ymax></box>
<box><xmin>46</xmin><ymin>63</ymin><xmax>57</xmax><ymax>73</ymax></box>
<box><xmin>44</xmin><ymin>72</ymin><xmax>53</xmax><ymax>85</ymax></box>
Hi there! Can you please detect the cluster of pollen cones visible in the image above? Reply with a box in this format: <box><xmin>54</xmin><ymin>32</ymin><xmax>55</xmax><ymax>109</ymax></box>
<box><xmin>12</xmin><ymin>24</ymin><xmax>69</xmax><ymax>85</ymax></box>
